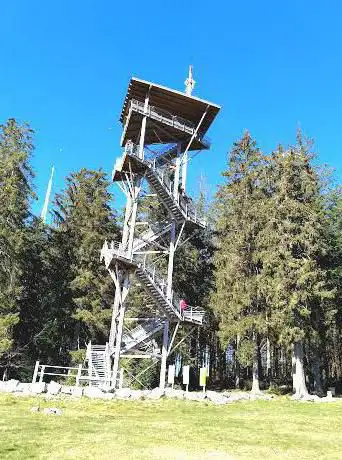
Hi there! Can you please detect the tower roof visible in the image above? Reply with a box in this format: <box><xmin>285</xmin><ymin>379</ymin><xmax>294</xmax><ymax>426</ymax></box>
<box><xmin>120</xmin><ymin>77</ymin><xmax>220</xmax><ymax>136</ymax></box>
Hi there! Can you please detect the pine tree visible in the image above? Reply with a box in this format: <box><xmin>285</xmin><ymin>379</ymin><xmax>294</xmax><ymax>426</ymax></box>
<box><xmin>212</xmin><ymin>132</ymin><xmax>268</xmax><ymax>392</ymax></box>
<box><xmin>0</xmin><ymin>119</ymin><xmax>34</xmax><ymax>366</ymax></box>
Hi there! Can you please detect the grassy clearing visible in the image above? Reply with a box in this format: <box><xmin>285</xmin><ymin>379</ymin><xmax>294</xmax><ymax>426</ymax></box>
<box><xmin>1</xmin><ymin>394</ymin><xmax>342</xmax><ymax>459</ymax></box>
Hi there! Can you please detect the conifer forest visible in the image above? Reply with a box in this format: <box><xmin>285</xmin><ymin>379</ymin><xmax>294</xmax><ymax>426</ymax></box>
<box><xmin>1</xmin><ymin>118</ymin><xmax>342</xmax><ymax>397</ymax></box>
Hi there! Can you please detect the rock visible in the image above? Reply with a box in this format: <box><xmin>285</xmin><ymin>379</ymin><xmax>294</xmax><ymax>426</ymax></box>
<box><xmin>3</xmin><ymin>379</ymin><xmax>19</xmax><ymax>393</ymax></box>
<box><xmin>115</xmin><ymin>388</ymin><xmax>131</xmax><ymax>400</ymax></box>
<box><xmin>249</xmin><ymin>392</ymin><xmax>273</xmax><ymax>401</ymax></box>
<box><xmin>47</xmin><ymin>381</ymin><xmax>62</xmax><ymax>395</ymax></box>
<box><xmin>61</xmin><ymin>385</ymin><xmax>73</xmax><ymax>395</ymax></box>
<box><xmin>70</xmin><ymin>387</ymin><xmax>83</xmax><ymax>398</ymax></box>
<box><xmin>101</xmin><ymin>392</ymin><xmax>115</xmax><ymax>400</ymax></box>
<box><xmin>146</xmin><ymin>388</ymin><xmax>165</xmax><ymax>400</ymax></box>
<box><xmin>43</xmin><ymin>407</ymin><xmax>63</xmax><ymax>415</ymax></box>
<box><xmin>228</xmin><ymin>392</ymin><xmax>251</xmax><ymax>402</ymax></box>
<box><xmin>83</xmin><ymin>387</ymin><xmax>105</xmax><ymax>399</ymax></box>
<box><xmin>292</xmin><ymin>393</ymin><xmax>320</xmax><ymax>402</ymax></box>
<box><xmin>129</xmin><ymin>390</ymin><xmax>144</xmax><ymax>400</ymax></box>
<box><xmin>206</xmin><ymin>390</ymin><xmax>230</xmax><ymax>405</ymax></box>
<box><xmin>165</xmin><ymin>388</ymin><xmax>184</xmax><ymax>400</ymax></box>
<box><xmin>30</xmin><ymin>382</ymin><xmax>46</xmax><ymax>394</ymax></box>
<box><xmin>0</xmin><ymin>381</ymin><xmax>7</xmax><ymax>392</ymax></box>
<box><xmin>184</xmin><ymin>391</ymin><xmax>206</xmax><ymax>402</ymax></box>
<box><xmin>17</xmin><ymin>382</ymin><xmax>32</xmax><ymax>394</ymax></box>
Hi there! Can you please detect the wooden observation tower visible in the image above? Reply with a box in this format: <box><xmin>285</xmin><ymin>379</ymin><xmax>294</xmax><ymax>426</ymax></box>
<box><xmin>90</xmin><ymin>68</ymin><xmax>220</xmax><ymax>389</ymax></box>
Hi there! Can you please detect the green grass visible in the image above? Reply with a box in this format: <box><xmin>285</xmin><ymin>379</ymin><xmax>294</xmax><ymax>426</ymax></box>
<box><xmin>1</xmin><ymin>394</ymin><xmax>342</xmax><ymax>459</ymax></box>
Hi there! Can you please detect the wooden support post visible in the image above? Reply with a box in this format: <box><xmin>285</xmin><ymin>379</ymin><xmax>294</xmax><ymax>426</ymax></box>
<box><xmin>76</xmin><ymin>364</ymin><xmax>82</xmax><ymax>387</ymax></box>
<box><xmin>39</xmin><ymin>365</ymin><xmax>45</xmax><ymax>383</ymax></box>
<box><xmin>119</xmin><ymin>368</ymin><xmax>124</xmax><ymax>389</ymax></box>
<box><xmin>32</xmin><ymin>361</ymin><xmax>39</xmax><ymax>384</ymax></box>
<box><xmin>173</xmin><ymin>150</ymin><xmax>181</xmax><ymax>201</ymax></box>
<box><xmin>166</xmin><ymin>221</ymin><xmax>176</xmax><ymax>300</ymax></box>
<box><xmin>139</xmin><ymin>87</ymin><xmax>151</xmax><ymax>159</ymax></box>
<box><xmin>159</xmin><ymin>319</ymin><xmax>169</xmax><ymax>390</ymax></box>
<box><xmin>111</xmin><ymin>275</ymin><xmax>129</xmax><ymax>388</ymax></box>
<box><xmin>181</xmin><ymin>150</ymin><xmax>188</xmax><ymax>192</ymax></box>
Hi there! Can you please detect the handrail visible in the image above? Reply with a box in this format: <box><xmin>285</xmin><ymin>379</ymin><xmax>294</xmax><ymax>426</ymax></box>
<box><xmin>130</xmin><ymin>100</ymin><xmax>211</xmax><ymax>149</ymax></box>
<box><xmin>124</xmin><ymin>142</ymin><xmax>206</xmax><ymax>227</ymax></box>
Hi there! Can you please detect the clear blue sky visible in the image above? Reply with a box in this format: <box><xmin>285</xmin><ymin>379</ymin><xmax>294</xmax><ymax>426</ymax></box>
<box><xmin>1</xmin><ymin>1</ymin><xmax>341</xmax><ymax>215</ymax></box>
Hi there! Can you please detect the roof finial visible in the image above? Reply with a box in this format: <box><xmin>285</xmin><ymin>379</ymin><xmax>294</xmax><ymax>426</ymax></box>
<box><xmin>185</xmin><ymin>65</ymin><xmax>195</xmax><ymax>96</ymax></box>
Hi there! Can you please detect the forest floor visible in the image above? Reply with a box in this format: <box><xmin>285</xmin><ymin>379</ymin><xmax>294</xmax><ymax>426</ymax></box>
<box><xmin>1</xmin><ymin>393</ymin><xmax>342</xmax><ymax>459</ymax></box>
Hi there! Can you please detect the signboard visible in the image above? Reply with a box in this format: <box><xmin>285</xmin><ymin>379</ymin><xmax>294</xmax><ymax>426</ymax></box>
<box><xmin>167</xmin><ymin>365</ymin><xmax>175</xmax><ymax>384</ymax></box>
<box><xmin>182</xmin><ymin>365</ymin><xmax>190</xmax><ymax>385</ymax></box>
<box><xmin>199</xmin><ymin>367</ymin><xmax>207</xmax><ymax>387</ymax></box>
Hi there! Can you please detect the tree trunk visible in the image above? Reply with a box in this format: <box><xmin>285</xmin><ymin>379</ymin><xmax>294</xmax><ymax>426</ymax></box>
<box><xmin>311</xmin><ymin>355</ymin><xmax>324</xmax><ymax>396</ymax></box>
<box><xmin>235</xmin><ymin>335</ymin><xmax>240</xmax><ymax>389</ymax></box>
<box><xmin>292</xmin><ymin>341</ymin><xmax>309</xmax><ymax>398</ymax></box>
<box><xmin>251</xmin><ymin>337</ymin><xmax>261</xmax><ymax>394</ymax></box>
<box><xmin>266</xmin><ymin>337</ymin><xmax>271</xmax><ymax>385</ymax></box>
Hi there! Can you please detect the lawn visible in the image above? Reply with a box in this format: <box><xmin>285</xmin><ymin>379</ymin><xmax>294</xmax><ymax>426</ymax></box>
<box><xmin>1</xmin><ymin>393</ymin><xmax>342</xmax><ymax>459</ymax></box>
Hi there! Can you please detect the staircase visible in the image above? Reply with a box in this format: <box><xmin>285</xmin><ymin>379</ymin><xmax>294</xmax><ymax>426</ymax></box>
<box><xmin>121</xmin><ymin>319</ymin><xmax>163</xmax><ymax>353</ymax></box>
<box><xmin>133</xmin><ymin>221</ymin><xmax>172</xmax><ymax>252</ymax></box>
<box><xmin>86</xmin><ymin>342</ymin><xmax>111</xmax><ymax>387</ymax></box>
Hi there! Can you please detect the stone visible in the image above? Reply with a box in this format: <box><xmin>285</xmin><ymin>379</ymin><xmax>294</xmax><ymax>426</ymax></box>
<box><xmin>115</xmin><ymin>388</ymin><xmax>131</xmax><ymax>400</ymax></box>
<box><xmin>4</xmin><ymin>379</ymin><xmax>19</xmax><ymax>393</ymax></box>
<box><xmin>83</xmin><ymin>387</ymin><xmax>105</xmax><ymax>399</ymax></box>
<box><xmin>47</xmin><ymin>381</ymin><xmax>62</xmax><ymax>395</ymax></box>
<box><xmin>184</xmin><ymin>391</ymin><xmax>206</xmax><ymax>402</ymax></box>
<box><xmin>129</xmin><ymin>390</ymin><xmax>144</xmax><ymax>400</ymax></box>
<box><xmin>30</xmin><ymin>382</ymin><xmax>46</xmax><ymax>394</ymax></box>
<box><xmin>146</xmin><ymin>388</ymin><xmax>164</xmax><ymax>400</ymax></box>
<box><xmin>165</xmin><ymin>388</ymin><xmax>184</xmax><ymax>400</ymax></box>
<box><xmin>228</xmin><ymin>392</ymin><xmax>251</xmax><ymax>402</ymax></box>
<box><xmin>70</xmin><ymin>387</ymin><xmax>83</xmax><ymax>397</ymax></box>
<box><xmin>206</xmin><ymin>390</ymin><xmax>230</xmax><ymax>405</ymax></box>
<box><xmin>17</xmin><ymin>382</ymin><xmax>32</xmax><ymax>393</ymax></box>
<box><xmin>43</xmin><ymin>407</ymin><xmax>63</xmax><ymax>415</ymax></box>
<box><xmin>102</xmin><ymin>392</ymin><xmax>115</xmax><ymax>400</ymax></box>
<box><xmin>328</xmin><ymin>387</ymin><xmax>336</xmax><ymax>397</ymax></box>
<box><xmin>61</xmin><ymin>385</ymin><xmax>73</xmax><ymax>395</ymax></box>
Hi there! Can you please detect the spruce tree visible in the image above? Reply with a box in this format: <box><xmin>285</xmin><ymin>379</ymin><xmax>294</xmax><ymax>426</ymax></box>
<box><xmin>0</xmin><ymin>119</ymin><xmax>34</xmax><ymax>363</ymax></box>
<box><xmin>212</xmin><ymin>132</ymin><xmax>268</xmax><ymax>392</ymax></box>
<box><xmin>53</xmin><ymin>168</ymin><xmax>119</xmax><ymax>351</ymax></box>
<box><xmin>260</xmin><ymin>134</ymin><xmax>333</xmax><ymax>397</ymax></box>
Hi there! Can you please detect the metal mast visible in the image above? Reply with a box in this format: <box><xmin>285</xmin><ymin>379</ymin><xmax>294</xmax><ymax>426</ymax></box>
<box><xmin>40</xmin><ymin>166</ymin><xmax>55</xmax><ymax>224</ymax></box>
<box><xmin>93</xmin><ymin>72</ymin><xmax>220</xmax><ymax>390</ymax></box>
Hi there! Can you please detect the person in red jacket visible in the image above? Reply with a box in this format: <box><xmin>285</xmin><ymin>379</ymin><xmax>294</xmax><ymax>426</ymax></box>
<box><xmin>179</xmin><ymin>299</ymin><xmax>188</xmax><ymax>312</ymax></box>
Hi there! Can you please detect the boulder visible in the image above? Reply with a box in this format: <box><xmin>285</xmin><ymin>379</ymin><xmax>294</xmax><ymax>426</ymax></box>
<box><xmin>16</xmin><ymin>382</ymin><xmax>32</xmax><ymax>393</ymax></box>
<box><xmin>129</xmin><ymin>390</ymin><xmax>144</xmax><ymax>400</ymax></box>
<box><xmin>101</xmin><ymin>392</ymin><xmax>115</xmax><ymax>400</ymax></box>
<box><xmin>30</xmin><ymin>382</ymin><xmax>46</xmax><ymax>394</ymax></box>
<box><xmin>165</xmin><ymin>388</ymin><xmax>184</xmax><ymax>400</ymax></box>
<box><xmin>43</xmin><ymin>407</ymin><xmax>63</xmax><ymax>415</ymax></box>
<box><xmin>61</xmin><ymin>385</ymin><xmax>73</xmax><ymax>395</ymax></box>
<box><xmin>70</xmin><ymin>387</ymin><xmax>83</xmax><ymax>398</ymax></box>
<box><xmin>228</xmin><ymin>392</ymin><xmax>251</xmax><ymax>402</ymax></box>
<box><xmin>3</xmin><ymin>379</ymin><xmax>19</xmax><ymax>393</ymax></box>
<box><xmin>30</xmin><ymin>406</ymin><xmax>40</xmax><ymax>413</ymax></box>
<box><xmin>47</xmin><ymin>381</ymin><xmax>62</xmax><ymax>395</ymax></box>
<box><xmin>146</xmin><ymin>388</ymin><xmax>165</xmax><ymax>400</ymax></box>
<box><xmin>83</xmin><ymin>387</ymin><xmax>105</xmax><ymax>399</ymax></box>
<box><xmin>115</xmin><ymin>388</ymin><xmax>131</xmax><ymax>400</ymax></box>
<box><xmin>206</xmin><ymin>390</ymin><xmax>230</xmax><ymax>405</ymax></box>
<box><xmin>184</xmin><ymin>391</ymin><xmax>206</xmax><ymax>402</ymax></box>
